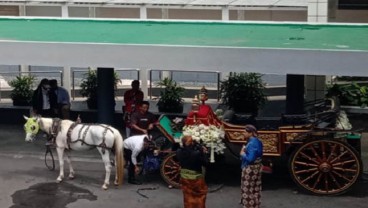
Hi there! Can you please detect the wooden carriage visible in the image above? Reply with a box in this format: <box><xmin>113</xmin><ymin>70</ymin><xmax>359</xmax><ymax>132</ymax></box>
<box><xmin>155</xmin><ymin>103</ymin><xmax>362</xmax><ymax>196</ymax></box>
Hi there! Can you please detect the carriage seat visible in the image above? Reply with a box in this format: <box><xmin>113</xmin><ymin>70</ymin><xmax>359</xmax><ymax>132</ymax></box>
<box><xmin>156</xmin><ymin>115</ymin><xmax>183</xmax><ymax>144</ymax></box>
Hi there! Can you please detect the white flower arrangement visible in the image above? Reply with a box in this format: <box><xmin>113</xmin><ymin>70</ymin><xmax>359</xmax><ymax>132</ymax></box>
<box><xmin>335</xmin><ymin>110</ymin><xmax>352</xmax><ymax>130</ymax></box>
<box><xmin>182</xmin><ymin>124</ymin><xmax>226</xmax><ymax>155</ymax></box>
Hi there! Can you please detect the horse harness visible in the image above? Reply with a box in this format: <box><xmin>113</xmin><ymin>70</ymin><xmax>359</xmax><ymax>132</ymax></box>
<box><xmin>49</xmin><ymin>118</ymin><xmax>114</xmax><ymax>154</ymax></box>
<box><xmin>49</xmin><ymin>118</ymin><xmax>62</xmax><ymax>141</ymax></box>
<box><xmin>66</xmin><ymin>122</ymin><xmax>114</xmax><ymax>154</ymax></box>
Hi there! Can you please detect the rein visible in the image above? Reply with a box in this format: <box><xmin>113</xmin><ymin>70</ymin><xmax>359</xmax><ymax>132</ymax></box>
<box><xmin>42</xmin><ymin>118</ymin><xmax>62</xmax><ymax>142</ymax></box>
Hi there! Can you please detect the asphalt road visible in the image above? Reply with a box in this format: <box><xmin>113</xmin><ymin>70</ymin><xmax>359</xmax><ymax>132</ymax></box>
<box><xmin>0</xmin><ymin>124</ymin><xmax>368</xmax><ymax>208</ymax></box>
<box><xmin>0</xmin><ymin>153</ymin><xmax>368</xmax><ymax>208</ymax></box>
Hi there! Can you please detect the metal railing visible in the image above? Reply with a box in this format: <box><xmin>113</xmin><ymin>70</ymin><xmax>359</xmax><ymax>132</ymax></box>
<box><xmin>0</xmin><ymin>71</ymin><xmax>63</xmax><ymax>101</ymax></box>
<box><xmin>71</xmin><ymin>68</ymin><xmax>140</xmax><ymax>100</ymax></box>
<box><xmin>149</xmin><ymin>69</ymin><xmax>221</xmax><ymax>101</ymax></box>
<box><xmin>0</xmin><ymin>68</ymin><xmax>221</xmax><ymax>102</ymax></box>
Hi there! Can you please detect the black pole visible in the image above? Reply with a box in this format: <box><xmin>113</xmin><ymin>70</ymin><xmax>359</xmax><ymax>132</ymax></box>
<box><xmin>286</xmin><ymin>74</ymin><xmax>305</xmax><ymax>114</ymax></box>
<box><xmin>97</xmin><ymin>68</ymin><xmax>115</xmax><ymax>125</ymax></box>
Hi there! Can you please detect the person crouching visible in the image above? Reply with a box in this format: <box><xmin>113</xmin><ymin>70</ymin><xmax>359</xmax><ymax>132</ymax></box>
<box><xmin>123</xmin><ymin>135</ymin><xmax>155</xmax><ymax>185</ymax></box>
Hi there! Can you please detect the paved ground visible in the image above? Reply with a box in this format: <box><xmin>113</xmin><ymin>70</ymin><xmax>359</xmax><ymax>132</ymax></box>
<box><xmin>0</xmin><ymin>124</ymin><xmax>368</xmax><ymax>208</ymax></box>
<box><xmin>1</xmin><ymin>154</ymin><xmax>367</xmax><ymax>208</ymax></box>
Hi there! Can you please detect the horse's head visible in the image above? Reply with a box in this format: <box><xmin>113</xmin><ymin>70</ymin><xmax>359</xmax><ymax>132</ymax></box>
<box><xmin>23</xmin><ymin>115</ymin><xmax>40</xmax><ymax>142</ymax></box>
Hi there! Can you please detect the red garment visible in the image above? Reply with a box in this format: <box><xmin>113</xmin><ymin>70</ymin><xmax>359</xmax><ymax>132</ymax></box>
<box><xmin>186</xmin><ymin>104</ymin><xmax>222</xmax><ymax>127</ymax></box>
<box><xmin>181</xmin><ymin>177</ymin><xmax>208</xmax><ymax>208</ymax></box>
<box><xmin>123</xmin><ymin>89</ymin><xmax>144</xmax><ymax>113</ymax></box>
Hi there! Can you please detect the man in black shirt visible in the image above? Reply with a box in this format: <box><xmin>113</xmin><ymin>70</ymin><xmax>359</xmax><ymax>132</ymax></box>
<box><xmin>130</xmin><ymin>101</ymin><xmax>156</xmax><ymax>136</ymax></box>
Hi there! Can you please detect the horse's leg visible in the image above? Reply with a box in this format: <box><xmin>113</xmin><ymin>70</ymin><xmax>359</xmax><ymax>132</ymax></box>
<box><xmin>56</xmin><ymin>147</ymin><xmax>65</xmax><ymax>183</ymax></box>
<box><xmin>65</xmin><ymin>150</ymin><xmax>75</xmax><ymax>179</ymax></box>
<box><xmin>98</xmin><ymin>147</ymin><xmax>112</xmax><ymax>190</ymax></box>
<box><xmin>113</xmin><ymin>151</ymin><xmax>119</xmax><ymax>186</ymax></box>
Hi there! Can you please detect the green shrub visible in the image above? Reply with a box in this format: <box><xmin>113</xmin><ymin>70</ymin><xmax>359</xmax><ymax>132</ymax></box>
<box><xmin>220</xmin><ymin>72</ymin><xmax>266</xmax><ymax>114</ymax></box>
<box><xmin>156</xmin><ymin>78</ymin><xmax>185</xmax><ymax>113</ymax></box>
<box><xmin>8</xmin><ymin>75</ymin><xmax>35</xmax><ymax>106</ymax></box>
<box><xmin>327</xmin><ymin>83</ymin><xmax>368</xmax><ymax>108</ymax></box>
<box><xmin>79</xmin><ymin>69</ymin><xmax>121</xmax><ymax>109</ymax></box>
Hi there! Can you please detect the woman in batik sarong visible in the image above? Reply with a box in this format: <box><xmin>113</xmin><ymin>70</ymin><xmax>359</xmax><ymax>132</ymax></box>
<box><xmin>240</xmin><ymin>125</ymin><xmax>263</xmax><ymax>208</ymax></box>
<box><xmin>176</xmin><ymin>135</ymin><xmax>208</xmax><ymax>208</ymax></box>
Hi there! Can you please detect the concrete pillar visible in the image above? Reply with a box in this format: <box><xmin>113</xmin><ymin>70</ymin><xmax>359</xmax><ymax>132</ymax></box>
<box><xmin>308</xmin><ymin>0</ymin><xmax>328</xmax><ymax>23</ymax></box>
<box><xmin>140</xmin><ymin>6</ymin><xmax>147</xmax><ymax>19</ymax></box>
<box><xmin>162</xmin><ymin>8</ymin><xmax>169</xmax><ymax>19</ymax></box>
<box><xmin>19</xmin><ymin>5</ymin><xmax>26</xmax><ymax>16</ymax></box>
<box><xmin>62</xmin><ymin>66</ymin><xmax>71</xmax><ymax>96</ymax></box>
<box><xmin>19</xmin><ymin>65</ymin><xmax>29</xmax><ymax>73</ymax></box>
<box><xmin>97</xmin><ymin>68</ymin><xmax>115</xmax><ymax>125</ymax></box>
<box><xmin>61</xmin><ymin>5</ymin><xmax>69</xmax><ymax>18</ymax></box>
<box><xmin>237</xmin><ymin>10</ymin><xmax>245</xmax><ymax>21</ymax></box>
<box><xmin>222</xmin><ymin>6</ymin><xmax>229</xmax><ymax>21</ymax></box>
<box><xmin>89</xmin><ymin>7</ymin><xmax>96</xmax><ymax>18</ymax></box>
<box><xmin>286</xmin><ymin>75</ymin><xmax>305</xmax><ymax>114</ymax></box>
<box><xmin>19</xmin><ymin>65</ymin><xmax>30</xmax><ymax>77</ymax></box>
<box><xmin>162</xmin><ymin>71</ymin><xmax>171</xmax><ymax>80</ymax></box>
<box><xmin>139</xmin><ymin>68</ymin><xmax>148</xmax><ymax>100</ymax></box>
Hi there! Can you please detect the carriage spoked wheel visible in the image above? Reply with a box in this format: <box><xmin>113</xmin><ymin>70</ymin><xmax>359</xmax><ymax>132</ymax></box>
<box><xmin>44</xmin><ymin>144</ymin><xmax>55</xmax><ymax>171</ymax></box>
<box><xmin>160</xmin><ymin>153</ymin><xmax>181</xmax><ymax>188</ymax></box>
<box><xmin>289</xmin><ymin>139</ymin><xmax>362</xmax><ymax>195</ymax></box>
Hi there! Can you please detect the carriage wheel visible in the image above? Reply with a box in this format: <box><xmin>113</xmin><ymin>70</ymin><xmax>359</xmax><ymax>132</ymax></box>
<box><xmin>289</xmin><ymin>139</ymin><xmax>362</xmax><ymax>195</ymax></box>
<box><xmin>160</xmin><ymin>153</ymin><xmax>181</xmax><ymax>188</ymax></box>
<box><xmin>44</xmin><ymin>146</ymin><xmax>55</xmax><ymax>171</ymax></box>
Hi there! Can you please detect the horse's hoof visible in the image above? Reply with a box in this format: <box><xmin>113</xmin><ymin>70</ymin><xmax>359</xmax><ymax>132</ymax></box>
<box><xmin>56</xmin><ymin>179</ymin><xmax>62</xmax><ymax>183</ymax></box>
<box><xmin>102</xmin><ymin>184</ymin><xmax>108</xmax><ymax>190</ymax></box>
<box><xmin>68</xmin><ymin>173</ymin><xmax>75</xmax><ymax>180</ymax></box>
<box><xmin>114</xmin><ymin>181</ymin><xmax>119</xmax><ymax>186</ymax></box>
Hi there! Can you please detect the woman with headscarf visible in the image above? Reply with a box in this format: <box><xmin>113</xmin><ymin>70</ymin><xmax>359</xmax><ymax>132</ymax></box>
<box><xmin>176</xmin><ymin>135</ymin><xmax>208</xmax><ymax>208</ymax></box>
<box><xmin>240</xmin><ymin>125</ymin><xmax>263</xmax><ymax>208</ymax></box>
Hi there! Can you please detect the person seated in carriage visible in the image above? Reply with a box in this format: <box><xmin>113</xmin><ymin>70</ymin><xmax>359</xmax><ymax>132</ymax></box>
<box><xmin>123</xmin><ymin>134</ymin><xmax>156</xmax><ymax>185</ymax></box>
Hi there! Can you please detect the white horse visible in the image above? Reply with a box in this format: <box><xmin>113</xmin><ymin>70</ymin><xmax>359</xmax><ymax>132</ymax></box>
<box><xmin>23</xmin><ymin>116</ymin><xmax>124</xmax><ymax>190</ymax></box>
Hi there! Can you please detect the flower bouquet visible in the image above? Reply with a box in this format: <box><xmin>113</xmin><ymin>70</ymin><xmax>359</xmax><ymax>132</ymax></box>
<box><xmin>182</xmin><ymin>124</ymin><xmax>226</xmax><ymax>163</ymax></box>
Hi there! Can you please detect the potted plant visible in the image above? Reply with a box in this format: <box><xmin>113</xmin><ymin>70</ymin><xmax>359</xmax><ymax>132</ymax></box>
<box><xmin>220</xmin><ymin>72</ymin><xmax>266</xmax><ymax>115</ymax></box>
<box><xmin>79</xmin><ymin>69</ymin><xmax>121</xmax><ymax>109</ymax></box>
<box><xmin>8</xmin><ymin>75</ymin><xmax>35</xmax><ymax>106</ymax></box>
<box><xmin>156</xmin><ymin>77</ymin><xmax>185</xmax><ymax>113</ymax></box>
<box><xmin>327</xmin><ymin>83</ymin><xmax>368</xmax><ymax>108</ymax></box>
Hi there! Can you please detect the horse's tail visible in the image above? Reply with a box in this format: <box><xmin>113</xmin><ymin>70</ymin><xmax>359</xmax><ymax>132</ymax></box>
<box><xmin>113</xmin><ymin>129</ymin><xmax>124</xmax><ymax>186</ymax></box>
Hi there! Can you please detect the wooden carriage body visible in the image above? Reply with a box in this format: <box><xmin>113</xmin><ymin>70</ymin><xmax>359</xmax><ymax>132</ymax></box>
<box><xmin>156</xmin><ymin>104</ymin><xmax>362</xmax><ymax>196</ymax></box>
